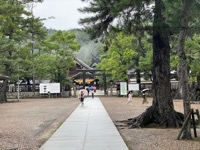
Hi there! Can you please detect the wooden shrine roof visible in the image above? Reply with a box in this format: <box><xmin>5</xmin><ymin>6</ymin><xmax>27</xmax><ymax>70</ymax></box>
<box><xmin>0</xmin><ymin>75</ymin><xmax>9</xmax><ymax>80</ymax></box>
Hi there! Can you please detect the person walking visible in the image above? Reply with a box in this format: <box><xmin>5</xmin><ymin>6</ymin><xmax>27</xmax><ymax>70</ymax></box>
<box><xmin>93</xmin><ymin>86</ymin><xmax>96</xmax><ymax>92</ymax></box>
<box><xmin>142</xmin><ymin>91</ymin><xmax>148</xmax><ymax>105</ymax></box>
<box><xmin>79</xmin><ymin>91</ymin><xmax>85</xmax><ymax>105</ymax></box>
<box><xmin>126</xmin><ymin>91</ymin><xmax>133</xmax><ymax>105</ymax></box>
<box><xmin>86</xmin><ymin>88</ymin><xmax>89</xmax><ymax>96</ymax></box>
<box><xmin>91</xmin><ymin>90</ymin><xmax>94</xmax><ymax>99</ymax></box>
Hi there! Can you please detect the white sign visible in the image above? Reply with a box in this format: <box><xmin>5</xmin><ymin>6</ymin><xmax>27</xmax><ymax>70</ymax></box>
<box><xmin>39</xmin><ymin>83</ymin><xmax>60</xmax><ymax>94</ymax></box>
<box><xmin>128</xmin><ymin>84</ymin><xmax>139</xmax><ymax>91</ymax></box>
<box><xmin>120</xmin><ymin>82</ymin><xmax>127</xmax><ymax>95</ymax></box>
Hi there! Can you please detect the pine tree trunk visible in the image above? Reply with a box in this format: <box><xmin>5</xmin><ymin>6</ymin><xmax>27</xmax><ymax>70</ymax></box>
<box><xmin>197</xmin><ymin>76</ymin><xmax>200</xmax><ymax>90</ymax></box>
<box><xmin>177</xmin><ymin>0</ymin><xmax>192</xmax><ymax>140</ymax></box>
<box><xmin>0</xmin><ymin>80</ymin><xmax>8</xmax><ymax>102</ymax></box>
<box><xmin>151</xmin><ymin>0</ymin><xmax>181</xmax><ymax>127</ymax></box>
<box><xmin>118</xmin><ymin>0</ymin><xmax>184</xmax><ymax>128</ymax></box>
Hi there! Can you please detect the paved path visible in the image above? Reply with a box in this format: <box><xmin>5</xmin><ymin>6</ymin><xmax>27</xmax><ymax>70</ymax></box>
<box><xmin>40</xmin><ymin>97</ymin><xmax>128</xmax><ymax>150</ymax></box>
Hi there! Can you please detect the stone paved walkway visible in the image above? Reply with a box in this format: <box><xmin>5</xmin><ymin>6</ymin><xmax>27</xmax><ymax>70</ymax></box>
<box><xmin>39</xmin><ymin>97</ymin><xmax>128</xmax><ymax>150</ymax></box>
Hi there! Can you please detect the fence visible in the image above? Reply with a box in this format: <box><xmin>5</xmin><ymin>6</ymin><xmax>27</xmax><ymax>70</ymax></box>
<box><xmin>8</xmin><ymin>84</ymin><xmax>39</xmax><ymax>92</ymax></box>
<box><xmin>6</xmin><ymin>81</ymin><xmax>199</xmax><ymax>100</ymax></box>
<box><xmin>7</xmin><ymin>84</ymin><xmax>71</xmax><ymax>99</ymax></box>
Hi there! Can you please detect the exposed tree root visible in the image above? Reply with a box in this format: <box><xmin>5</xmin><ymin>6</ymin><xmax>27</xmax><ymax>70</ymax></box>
<box><xmin>117</xmin><ymin>106</ymin><xmax>184</xmax><ymax>128</ymax></box>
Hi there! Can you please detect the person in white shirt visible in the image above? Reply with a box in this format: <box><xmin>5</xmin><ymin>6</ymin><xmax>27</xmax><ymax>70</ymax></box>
<box><xmin>126</xmin><ymin>91</ymin><xmax>133</xmax><ymax>105</ymax></box>
<box><xmin>142</xmin><ymin>91</ymin><xmax>148</xmax><ymax>105</ymax></box>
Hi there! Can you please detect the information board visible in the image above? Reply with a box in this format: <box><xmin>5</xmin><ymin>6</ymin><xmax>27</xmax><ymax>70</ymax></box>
<box><xmin>128</xmin><ymin>84</ymin><xmax>139</xmax><ymax>91</ymax></box>
<box><xmin>39</xmin><ymin>83</ymin><xmax>60</xmax><ymax>94</ymax></box>
<box><xmin>120</xmin><ymin>82</ymin><xmax>127</xmax><ymax>95</ymax></box>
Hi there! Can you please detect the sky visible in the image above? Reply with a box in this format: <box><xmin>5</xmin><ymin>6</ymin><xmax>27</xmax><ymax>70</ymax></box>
<box><xmin>33</xmin><ymin>0</ymin><xmax>89</xmax><ymax>30</ymax></box>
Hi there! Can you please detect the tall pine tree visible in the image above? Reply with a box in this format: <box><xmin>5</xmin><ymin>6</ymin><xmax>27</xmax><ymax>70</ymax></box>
<box><xmin>79</xmin><ymin>0</ymin><xmax>184</xmax><ymax>127</ymax></box>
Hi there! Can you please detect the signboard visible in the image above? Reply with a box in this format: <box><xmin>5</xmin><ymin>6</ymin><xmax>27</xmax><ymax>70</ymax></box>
<box><xmin>39</xmin><ymin>83</ymin><xmax>60</xmax><ymax>94</ymax></box>
<box><xmin>120</xmin><ymin>82</ymin><xmax>127</xmax><ymax>95</ymax></box>
<box><xmin>128</xmin><ymin>84</ymin><xmax>139</xmax><ymax>91</ymax></box>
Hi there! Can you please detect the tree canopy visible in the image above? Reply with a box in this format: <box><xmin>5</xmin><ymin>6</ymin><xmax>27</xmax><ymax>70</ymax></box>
<box><xmin>98</xmin><ymin>32</ymin><xmax>138</xmax><ymax>81</ymax></box>
<box><xmin>78</xmin><ymin>0</ymin><xmax>200</xmax><ymax>132</ymax></box>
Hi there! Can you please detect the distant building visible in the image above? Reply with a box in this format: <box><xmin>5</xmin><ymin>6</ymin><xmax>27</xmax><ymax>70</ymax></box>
<box><xmin>70</xmin><ymin>56</ymin><xmax>98</xmax><ymax>85</ymax></box>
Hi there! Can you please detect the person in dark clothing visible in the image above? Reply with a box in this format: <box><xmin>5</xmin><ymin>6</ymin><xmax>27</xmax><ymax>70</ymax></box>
<box><xmin>86</xmin><ymin>88</ymin><xmax>89</xmax><ymax>95</ymax></box>
<box><xmin>91</xmin><ymin>90</ymin><xmax>94</xmax><ymax>99</ymax></box>
<box><xmin>79</xmin><ymin>91</ymin><xmax>85</xmax><ymax>105</ymax></box>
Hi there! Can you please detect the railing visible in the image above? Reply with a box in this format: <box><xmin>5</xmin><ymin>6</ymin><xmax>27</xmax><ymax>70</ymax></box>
<box><xmin>6</xmin><ymin>81</ymin><xmax>199</xmax><ymax>100</ymax></box>
<box><xmin>8</xmin><ymin>84</ymin><xmax>40</xmax><ymax>92</ymax></box>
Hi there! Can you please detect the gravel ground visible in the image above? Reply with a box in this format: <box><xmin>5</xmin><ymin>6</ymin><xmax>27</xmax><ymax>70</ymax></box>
<box><xmin>101</xmin><ymin>97</ymin><xmax>200</xmax><ymax>150</ymax></box>
<box><xmin>0</xmin><ymin>98</ymin><xmax>79</xmax><ymax>150</ymax></box>
<box><xmin>0</xmin><ymin>97</ymin><xmax>200</xmax><ymax>150</ymax></box>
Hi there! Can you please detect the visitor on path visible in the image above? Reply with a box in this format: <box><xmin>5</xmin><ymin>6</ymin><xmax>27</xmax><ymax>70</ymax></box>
<box><xmin>91</xmin><ymin>90</ymin><xmax>94</xmax><ymax>99</ymax></box>
<box><xmin>79</xmin><ymin>91</ymin><xmax>85</xmax><ymax>105</ymax></box>
<box><xmin>86</xmin><ymin>88</ymin><xmax>89</xmax><ymax>96</ymax></box>
<box><xmin>93</xmin><ymin>86</ymin><xmax>96</xmax><ymax>92</ymax></box>
<box><xmin>142</xmin><ymin>89</ymin><xmax>149</xmax><ymax>105</ymax></box>
<box><xmin>126</xmin><ymin>91</ymin><xmax>133</xmax><ymax>105</ymax></box>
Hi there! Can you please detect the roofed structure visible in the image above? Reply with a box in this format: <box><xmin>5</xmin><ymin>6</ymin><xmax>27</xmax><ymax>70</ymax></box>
<box><xmin>70</xmin><ymin>56</ymin><xmax>96</xmax><ymax>84</ymax></box>
<box><xmin>0</xmin><ymin>75</ymin><xmax>9</xmax><ymax>80</ymax></box>
<box><xmin>74</xmin><ymin>57</ymin><xmax>93</xmax><ymax>70</ymax></box>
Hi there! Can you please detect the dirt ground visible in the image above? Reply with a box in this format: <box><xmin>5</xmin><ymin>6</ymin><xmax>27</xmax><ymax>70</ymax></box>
<box><xmin>0</xmin><ymin>98</ymin><xmax>80</xmax><ymax>150</ymax></box>
<box><xmin>101</xmin><ymin>97</ymin><xmax>200</xmax><ymax>150</ymax></box>
<box><xmin>0</xmin><ymin>97</ymin><xmax>200</xmax><ymax>150</ymax></box>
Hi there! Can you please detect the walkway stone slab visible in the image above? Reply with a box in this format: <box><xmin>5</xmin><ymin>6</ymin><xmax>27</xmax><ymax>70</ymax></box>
<box><xmin>40</xmin><ymin>97</ymin><xmax>128</xmax><ymax>150</ymax></box>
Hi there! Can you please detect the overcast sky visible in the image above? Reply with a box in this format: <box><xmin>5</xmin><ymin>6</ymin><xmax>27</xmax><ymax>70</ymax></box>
<box><xmin>33</xmin><ymin>0</ymin><xmax>89</xmax><ymax>30</ymax></box>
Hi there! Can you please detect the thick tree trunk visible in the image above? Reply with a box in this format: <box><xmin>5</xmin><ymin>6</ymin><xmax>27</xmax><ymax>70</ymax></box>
<box><xmin>2</xmin><ymin>51</ymin><xmax>12</xmax><ymax>102</ymax></box>
<box><xmin>151</xmin><ymin>0</ymin><xmax>182</xmax><ymax>127</ymax></box>
<box><xmin>0</xmin><ymin>80</ymin><xmax>8</xmax><ymax>102</ymax></box>
<box><xmin>195</xmin><ymin>76</ymin><xmax>200</xmax><ymax>101</ymax></box>
<box><xmin>197</xmin><ymin>76</ymin><xmax>200</xmax><ymax>88</ymax></box>
<box><xmin>135</xmin><ymin>35</ymin><xmax>142</xmax><ymax>85</ymax></box>
<box><xmin>118</xmin><ymin>106</ymin><xmax>184</xmax><ymax>128</ymax></box>
<box><xmin>118</xmin><ymin>0</ymin><xmax>184</xmax><ymax>128</ymax></box>
<box><xmin>177</xmin><ymin>0</ymin><xmax>192</xmax><ymax>140</ymax></box>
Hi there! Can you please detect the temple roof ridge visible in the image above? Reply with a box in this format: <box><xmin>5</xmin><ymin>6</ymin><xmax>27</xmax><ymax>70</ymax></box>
<box><xmin>74</xmin><ymin>56</ymin><xmax>94</xmax><ymax>70</ymax></box>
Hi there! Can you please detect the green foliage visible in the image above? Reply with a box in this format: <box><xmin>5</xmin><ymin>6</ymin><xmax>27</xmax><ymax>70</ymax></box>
<box><xmin>185</xmin><ymin>34</ymin><xmax>200</xmax><ymax>78</ymax></box>
<box><xmin>79</xmin><ymin>0</ymin><xmax>153</xmax><ymax>39</ymax></box>
<box><xmin>0</xmin><ymin>0</ymin><xmax>102</xmax><ymax>90</ymax></box>
<box><xmin>164</xmin><ymin>0</ymin><xmax>200</xmax><ymax>35</ymax></box>
<box><xmin>79</xmin><ymin>0</ymin><xmax>155</xmax><ymax>83</ymax></box>
<box><xmin>42</xmin><ymin>30</ymin><xmax>81</xmax><ymax>84</ymax></box>
<box><xmin>49</xmin><ymin>31</ymin><xmax>80</xmax><ymax>52</ymax></box>
<box><xmin>69</xmin><ymin>29</ymin><xmax>91</xmax><ymax>45</ymax></box>
<box><xmin>79</xmin><ymin>0</ymin><xmax>200</xmax><ymax>79</ymax></box>
<box><xmin>34</xmin><ymin>54</ymin><xmax>56</xmax><ymax>80</ymax></box>
<box><xmin>0</xmin><ymin>0</ymin><xmax>31</xmax><ymax>78</ymax></box>
<box><xmin>170</xmin><ymin>54</ymin><xmax>179</xmax><ymax>71</ymax></box>
<box><xmin>139</xmin><ymin>46</ymin><xmax>153</xmax><ymax>73</ymax></box>
<box><xmin>98</xmin><ymin>33</ymin><xmax>138</xmax><ymax>81</ymax></box>
<box><xmin>0</xmin><ymin>0</ymin><xmax>48</xmax><ymax>85</ymax></box>
<box><xmin>1</xmin><ymin>0</ymin><xmax>200</xmax><ymax>89</ymax></box>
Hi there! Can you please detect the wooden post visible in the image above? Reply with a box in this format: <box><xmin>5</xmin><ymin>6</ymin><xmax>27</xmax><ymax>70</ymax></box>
<box><xmin>191</xmin><ymin>109</ymin><xmax>197</xmax><ymax>138</ymax></box>
<box><xmin>82</xmin><ymin>71</ymin><xmax>86</xmax><ymax>89</ymax></box>
<box><xmin>196</xmin><ymin>109</ymin><xmax>200</xmax><ymax>123</ymax></box>
<box><xmin>177</xmin><ymin>109</ymin><xmax>192</xmax><ymax>140</ymax></box>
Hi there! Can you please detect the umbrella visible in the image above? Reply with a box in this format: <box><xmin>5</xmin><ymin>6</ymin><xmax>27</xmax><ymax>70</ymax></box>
<box><xmin>141</xmin><ymin>88</ymin><xmax>149</xmax><ymax>93</ymax></box>
<box><xmin>88</xmin><ymin>86</ymin><xmax>94</xmax><ymax>90</ymax></box>
<box><xmin>79</xmin><ymin>89</ymin><xmax>88</xmax><ymax>95</ymax></box>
